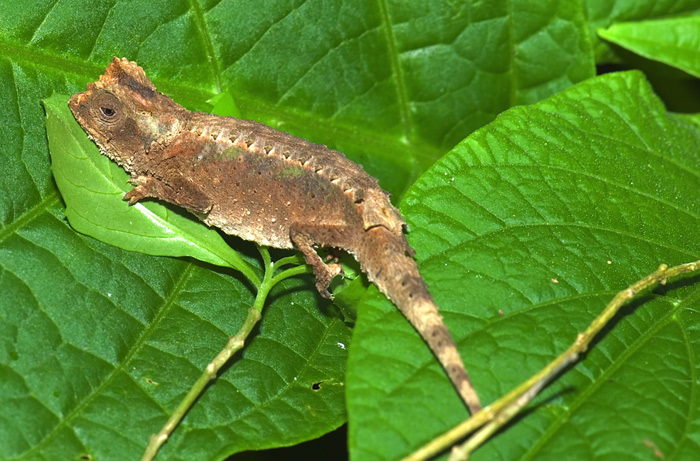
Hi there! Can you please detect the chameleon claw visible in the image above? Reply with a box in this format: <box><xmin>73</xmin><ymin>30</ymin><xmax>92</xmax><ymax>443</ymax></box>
<box><xmin>123</xmin><ymin>188</ymin><xmax>145</xmax><ymax>204</ymax></box>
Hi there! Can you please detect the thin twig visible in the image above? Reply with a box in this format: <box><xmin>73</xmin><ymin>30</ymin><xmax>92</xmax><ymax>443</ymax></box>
<box><xmin>407</xmin><ymin>260</ymin><xmax>700</xmax><ymax>461</ymax></box>
<box><xmin>140</xmin><ymin>247</ymin><xmax>307</xmax><ymax>460</ymax></box>
<box><xmin>140</xmin><ymin>305</ymin><xmax>262</xmax><ymax>461</ymax></box>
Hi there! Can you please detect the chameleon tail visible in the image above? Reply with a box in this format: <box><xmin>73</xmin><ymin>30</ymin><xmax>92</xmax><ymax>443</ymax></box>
<box><xmin>354</xmin><ymin>226</ymin><xmax>482</xmax><ymax>414</ymax></box>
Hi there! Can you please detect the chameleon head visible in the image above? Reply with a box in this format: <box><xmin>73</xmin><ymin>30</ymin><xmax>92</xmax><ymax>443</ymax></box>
<box><xmin>69</xmin><ymin>57</ymin><xmax>183</xmax><ymax>172</ymax></box>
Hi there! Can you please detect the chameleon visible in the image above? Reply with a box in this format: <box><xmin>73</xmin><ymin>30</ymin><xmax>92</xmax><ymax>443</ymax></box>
<box><xmin>69</xmin><ymin>57</ymin><xmax>481</xmax><ymax>413</ymax></box>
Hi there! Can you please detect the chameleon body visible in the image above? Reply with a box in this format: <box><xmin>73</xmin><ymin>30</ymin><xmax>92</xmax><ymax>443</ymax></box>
<box><xmin>69</xmin><ymin>57</ymin><xmax>480</xmax><ymax>412</ymax></box>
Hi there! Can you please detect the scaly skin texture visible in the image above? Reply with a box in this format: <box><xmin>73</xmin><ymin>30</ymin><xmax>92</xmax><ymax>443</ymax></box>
<box><xmin>69</xmin><ymin>57</ymin><xmax>480</xmax><ymax>412</ymax></box>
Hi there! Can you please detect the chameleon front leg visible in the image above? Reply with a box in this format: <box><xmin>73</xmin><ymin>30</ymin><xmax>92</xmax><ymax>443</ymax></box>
<box><xmin>123</xmin><ymin>174</ymin><xmax>213</xmax><ymax>214</ymax></box>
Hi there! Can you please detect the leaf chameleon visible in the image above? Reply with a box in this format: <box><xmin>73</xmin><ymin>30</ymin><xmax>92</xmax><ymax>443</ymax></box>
<box><xmin>69</xmin><ymin>58</ymin><xmax>481</xmax><ymax>419</ymax></box>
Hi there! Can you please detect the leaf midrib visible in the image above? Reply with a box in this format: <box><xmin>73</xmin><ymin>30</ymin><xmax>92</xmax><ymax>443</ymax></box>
<box><xmin>1</xmin><ymin>36</ymin><xmax>441</xmax><ymax>176</ymax></box>
<box><xmin>0</xmin><ymin>193</ymin><xmax>60</xmax><ymax>246</ymax></box>
<box><xmin>188</xmin><ymin>0</ymin><xmax>222</xmax><ymax>92</ymax></box>
<box><xmin>376</xmin><ymin>0</ymin><xmax>410</xmax><ymax>139</ymax></box>
<box><xmin>18</xmin><ymin>263</ymin><xmax>198</xmax><ymax>458</ymax></box>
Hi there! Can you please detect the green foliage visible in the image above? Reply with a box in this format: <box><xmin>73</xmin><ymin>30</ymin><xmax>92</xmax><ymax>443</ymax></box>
<box><xmin>599</xmin><ymin>16</ymin><xmax>700</xmax><ymax>78</ymax></box>
<box><xmin>1</xmin><ymin>1</ymin><xmax>700</xmax><ymax>461</ymax></box>
<box><xmin>583</xmin><ymin>0</ymin><xmax>700</xmax><ymax>61</ymax></box>
<box><xmin>349</xmin><ymin>71</ymin><xmax>700</xmax><ymax>460</ymax></box>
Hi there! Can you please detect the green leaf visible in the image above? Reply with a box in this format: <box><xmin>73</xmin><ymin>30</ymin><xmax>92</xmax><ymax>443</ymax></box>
<box><xmin>2</xmin><ymin>1</ymin><xmax>597</xmax><ymax>459</ymax></box>
<box><xmin>599</xmin><ymin>16</ymin><xmax>700</xmax><ymax>78</ymax></box>
<box><xmin>185</xmin><ymin>0</ymin><xmax>593</xmax><ymax>193</ymax></box>
<box><xmin>675</xmin><ymin>111</ymin><xmax>700</xmax><ymax>128</ymax></box>
<box><xmin>207</xmin><ymin>90</ymin><xmax>242</xmax><ymax>118</ymax></box>
<box><xmin>347</xmin><ymin>71</ymin><xmax>700</xmax><ymax>459</ymax></box>
<box><xmin>43</xmin><ymin>92</ymin><xmax>258</xmax><ymax>283</ymax></box>
<box><xmin>583</xmin><ymin>0</ymin><xmax>700</xmax><ymax>63</ymax></box>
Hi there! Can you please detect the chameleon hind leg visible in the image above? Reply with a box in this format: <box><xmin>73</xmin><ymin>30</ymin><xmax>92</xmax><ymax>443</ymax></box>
<box><xmin>290</xmin><ymin>224</ymin><xmax>349</xmax><ymax>298</ymax></box>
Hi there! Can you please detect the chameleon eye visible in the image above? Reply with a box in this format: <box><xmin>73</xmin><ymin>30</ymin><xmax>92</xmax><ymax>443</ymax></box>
<box><xmin>100</xmin><ymin>106</ymin><xmax>116</xmax><ymax>117</ymax></box>
<box><xmin>92</xmin><ymin>91</ymin><xmax>123</xmax><ymax>124</ymax></box>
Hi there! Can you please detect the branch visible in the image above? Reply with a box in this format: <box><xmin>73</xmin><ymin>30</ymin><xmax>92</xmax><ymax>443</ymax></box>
<box><xmin>407</xmin><ymin>260</ymin><xmax>700</xmax><ymax>461</ymax></box>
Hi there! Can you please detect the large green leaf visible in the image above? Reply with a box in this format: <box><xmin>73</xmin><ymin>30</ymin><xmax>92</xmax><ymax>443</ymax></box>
<box><xmin>348</xmin><ymin>71</ymin><xmax>700</xmax><ymax>459</ymax></box>
<box><xmin>1</xmin><ymin>1</ymin><xmax>598</xmax><ymax>460</ymax></box>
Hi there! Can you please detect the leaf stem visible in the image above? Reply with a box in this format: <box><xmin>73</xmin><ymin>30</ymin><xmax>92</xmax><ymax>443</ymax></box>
<box><xmin>273</xmin><ymin>253</ymin><xmax>306</xmax><ymax>269</ymax></box>
<box><xmin>406</xmin><ymin>260</ymin><xmax>700</xmax><ymax>461</ymax></box>
<box><xmin>270</xmin><ymin>264</ymin><xmax>313</xmax><ymax>287</ymax></box>
<box><xmin>259</xmin><ymin>245</ymin><xmax>272</xmax><ymax>278</ymax></box>
<box><xmin>223</xmin><ymin>252</ymin><xmax>261</xmax><ymax>287</ymax></box>
<box><xmin>140</xmin><ymin>246</ymin><xmax>308</xmax><ymax>461</ymax></box>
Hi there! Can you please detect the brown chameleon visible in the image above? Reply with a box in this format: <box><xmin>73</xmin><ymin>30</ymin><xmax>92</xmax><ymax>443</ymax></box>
<box><xmin>69</xmin><ymin>57</ymin><xmax>481</xmax><ymax>412</ymax></box>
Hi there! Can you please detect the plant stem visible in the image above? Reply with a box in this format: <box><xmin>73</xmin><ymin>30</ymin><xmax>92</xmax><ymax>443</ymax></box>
<box><xmin>407</xmin><ymin>260</ymin><xmax>700</xmax><ymax>461</ymax></box>
<box><xmin>140</xmin><ymin>304</ymin><xmax>262</xmax><ymax>461</ymax></box>
<box><xmin>271</xmin><ymin>264</ymin><xmax>312</xmax><ymax>286</ymax></box>
<box><xmin>140</xmin><ymin>246</ymin><xmax>306</xmax><ymax>461</ymax></box>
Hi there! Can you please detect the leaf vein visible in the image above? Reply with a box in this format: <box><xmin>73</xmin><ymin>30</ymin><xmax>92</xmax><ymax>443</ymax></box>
<box><xmin>20</xmin><ymin>264</ymin><xmax>195</xmax><ymax>455</ymax></box>
<box><xmin>188</xmin><ymin>0</ymin><xmax>222</xmax><ymax>92</ymax></box>
<box><xmin>376</xmin><ymin>0</ymin><xmax>410</xmax><ymax>138</ymax></box>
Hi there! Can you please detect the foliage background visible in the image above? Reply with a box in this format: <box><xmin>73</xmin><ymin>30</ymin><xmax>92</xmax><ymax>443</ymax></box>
<box><xmin>2</xmin><ymin>0</ymin><xmax>700</xmax><ymax>460</ymax></box>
